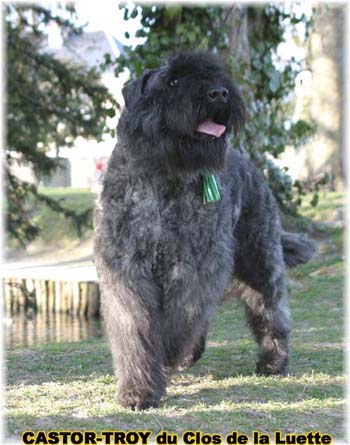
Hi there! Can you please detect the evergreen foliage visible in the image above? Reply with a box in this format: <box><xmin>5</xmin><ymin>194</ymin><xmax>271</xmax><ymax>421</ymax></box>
<box><xmin>110</xmin><ymin>4</ymin><xmax>318</xmax><ymax>213</ymax></box>
<box><xmin>6</xmin><ymin>5</ymin><xmax>116</xmax><ymax>245</ymax></box>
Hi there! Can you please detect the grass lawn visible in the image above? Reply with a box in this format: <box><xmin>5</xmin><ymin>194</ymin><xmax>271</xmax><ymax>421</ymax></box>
<box><xmin>7</xmin><ymin>187</ymin><xmax>95</xmax><ymax>259</ymax></box>
<box><xmin>33</xmin><ymin>188</ymin><xmax>95</xmax><ymax>244</ymax></box>
<box><xmin>5</xmin><ymin>192</ymin><xmax>346</xmax><ymax>441</ymax></box>
<box><xmin>8</xmin><ymin>188</ymin><xmax>94</xmax><ymax>252</ymax></box>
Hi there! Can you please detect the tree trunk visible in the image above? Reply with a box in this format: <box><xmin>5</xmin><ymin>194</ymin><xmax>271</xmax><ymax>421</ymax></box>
<box><xmin>306</xmin><ymin>5</ymin><xmax>345</xmax><ymax>190</ymax></box>
<box><xmin>223</xmin><ymin>5</ymin><xmax>250</xmax><ymax>67</ymax></box>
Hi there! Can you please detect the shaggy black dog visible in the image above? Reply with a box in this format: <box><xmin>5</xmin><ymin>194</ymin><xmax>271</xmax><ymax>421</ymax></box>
<box><xmin>94</xmin><ymin>52</ymin><xmax>316</xmax><ymax>410</ymax></box>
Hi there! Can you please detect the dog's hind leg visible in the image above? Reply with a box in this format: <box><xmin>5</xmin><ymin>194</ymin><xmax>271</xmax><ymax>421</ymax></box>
<box><xmin>239</xmin><ymin>283</ymin><xmax>290</xmax><ymax>375</ymax></box>
<box><xmin>234</xmin><ymin>216</ymin><xmax>291</xmax><ymax>375</ymax></box>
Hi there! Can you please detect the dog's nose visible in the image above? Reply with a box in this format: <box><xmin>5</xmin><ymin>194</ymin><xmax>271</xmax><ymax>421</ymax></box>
<box><xmin>208</xmin><ymin>86</ymin><xmax>229</xmax><ymax>103</ymax></box>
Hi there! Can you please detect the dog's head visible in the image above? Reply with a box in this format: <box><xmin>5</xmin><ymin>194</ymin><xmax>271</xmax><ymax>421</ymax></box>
<box><xmin>119</xmin><ymin>52</ymin><xmax>246</xmax><ymax>173</ymax></box>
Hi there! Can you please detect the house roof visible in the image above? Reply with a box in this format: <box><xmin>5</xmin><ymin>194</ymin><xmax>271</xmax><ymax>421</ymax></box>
<box><xmin>48</xmin><ymin>30</ymin><xmax>124</xmax><ymax>72</ymax></box>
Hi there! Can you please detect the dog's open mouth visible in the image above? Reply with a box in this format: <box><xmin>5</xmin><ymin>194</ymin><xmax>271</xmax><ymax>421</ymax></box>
<box><xmin>195</xmin><ymin>109</ymin><xmax>230</xmax><ymax>138</ymax></box>
<box><xmin>196</xmin><ymin>118</ymin><xmax>226</xmax><ymax>138</ymax></box>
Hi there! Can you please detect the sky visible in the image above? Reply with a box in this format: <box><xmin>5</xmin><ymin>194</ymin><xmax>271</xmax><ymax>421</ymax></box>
<box><xmin>73</xmin><ymin>1</ymin><xmax>141</xmax><ymax>46</ymax></box>
<box><xmin>46</xmin><ymin>1</ymin><xmax>142</xmax><ymax>48</ymax></box>
<box><xmin>71</xmin><ymin>2</ymin><xmax>312</xmax><ymax>91</ymax></box>
<box><xmin>47</xmin><ymin>1</ymin><xmax>313</xmax><ymax>100</ymax></box>
<box><xmin>70</xmin><ymin>1</ymin><xmax>311</xmax><ymax>66</ymax></box>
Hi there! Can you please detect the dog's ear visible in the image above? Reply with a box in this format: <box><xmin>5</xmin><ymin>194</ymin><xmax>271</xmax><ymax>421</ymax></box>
<box><xmin>122</xmin><ymin>69</ymin><xmax>154</xmax><ymax>109</ymax></box>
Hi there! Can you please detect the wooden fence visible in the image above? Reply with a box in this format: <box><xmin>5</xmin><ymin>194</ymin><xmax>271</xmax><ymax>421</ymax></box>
<box><xmin>3</xmin><ymin>278</ymin><xmax>100</xmax><ymax>317</ymax></box>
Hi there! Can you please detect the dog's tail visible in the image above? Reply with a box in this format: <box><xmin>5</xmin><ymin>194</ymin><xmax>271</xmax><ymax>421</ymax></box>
<box><xmin>281</xmin><ymin>231</ymin><xmax>317</xmax><ymax>268</ymax></box>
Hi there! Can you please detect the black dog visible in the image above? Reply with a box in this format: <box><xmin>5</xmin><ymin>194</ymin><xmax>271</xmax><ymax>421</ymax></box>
<box><xmin>94</xmin><ymin>52</ymin><xmax>316</xmax><ymax>410</ymax></box>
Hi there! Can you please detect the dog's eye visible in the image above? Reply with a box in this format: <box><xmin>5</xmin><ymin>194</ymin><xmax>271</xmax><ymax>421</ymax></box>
<box><xmin>169</xmin><ymin>79</ymin><xmax>179</xmax><ymax>86</ymax></box>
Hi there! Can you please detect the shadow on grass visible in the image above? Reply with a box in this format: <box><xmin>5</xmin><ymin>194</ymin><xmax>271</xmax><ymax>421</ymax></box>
<box><xmin>7</xmin><ymin>338</ymin><xmax>343</xmax><ymax>386</ymax></box>
<box><xmin>169</xmin><ymin>376</ymin><xmax>344</xmax><ymax>407</ymax></box>
<box><xmin>6</xmin><ymin>339</ymin><xmax>113</xmax><ymax>386</ymax></box>
<box><xmin>6</xmin><ymin>398</ymin><xmax>345</xmax><ymax>439</ymax></box>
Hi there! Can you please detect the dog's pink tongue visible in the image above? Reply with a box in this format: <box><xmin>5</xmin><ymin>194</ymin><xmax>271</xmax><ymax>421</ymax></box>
<box><xmin>196</xmin><ymin>119</ymin><xmax>226</xmax><ymax>138</ymax></box>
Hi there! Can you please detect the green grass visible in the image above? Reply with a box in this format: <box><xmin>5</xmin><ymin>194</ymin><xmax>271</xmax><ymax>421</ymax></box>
<box><xmin>5</xmin><ymin>192</ymin><xmax>346</xmax><ymax>440</ymax></box>
<box><xmin>299</xmin><ymin>191</ymin><xmax>345</xmax><ymax>223</ymax></box>
<box><xmin>15</xmin><ymin>188</ymin><xmax>345</xmax><ymax>251</ymax></box>
<box><xmin>7</xmin><ymin>188</ymin><xmax>96</xmax><ymax>252</ymax></box>
<box><xmin>5</xmin><ymin>257</ymin><xmax>345</xmax><ymax>438</ymax></box>
<box><xmin>32</xmin><ymin>188</ymin><xmax>95</xmax><ymax>245</ymax></box>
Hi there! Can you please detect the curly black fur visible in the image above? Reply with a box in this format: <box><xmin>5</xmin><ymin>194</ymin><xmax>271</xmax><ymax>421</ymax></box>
<box><xmin>94</xmin><ymin>52</ymin><xmax>316</xmax><ymax>410</ymax></box>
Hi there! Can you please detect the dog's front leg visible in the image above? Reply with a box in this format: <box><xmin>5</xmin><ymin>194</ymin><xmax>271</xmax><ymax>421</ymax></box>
<box><xmin>162</xmin><ymin>279</ymin><xmax>213</xmax><ymax>370</ymax></box>
<box><xmin>177</xmin><ymin>320</ymin><xmax>209</xmax><ymax>370</ymax></box>
<box><xmin>100</xmin><ymin>272</ymin><xmax>166</xmax><ymax>410</ymax></box>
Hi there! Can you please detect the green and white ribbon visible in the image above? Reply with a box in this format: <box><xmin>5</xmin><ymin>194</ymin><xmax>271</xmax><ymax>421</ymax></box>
<box><xmin>203</xmin><ymin>174</ymin><xmax>221</xmax><ymax>204</ymax></box>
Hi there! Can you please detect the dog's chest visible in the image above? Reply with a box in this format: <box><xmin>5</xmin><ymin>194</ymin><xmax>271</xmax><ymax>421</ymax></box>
<box><xmin>115</xmin><ymin>177</ymin><xmax>233</xmax><ymax>275</ymax></box>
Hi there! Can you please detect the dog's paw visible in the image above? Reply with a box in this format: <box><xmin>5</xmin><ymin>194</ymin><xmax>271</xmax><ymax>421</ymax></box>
<box><xmin>256</xmin><ymin>351</ymin><xmax>288</xmax><ymax>376</ymax></box>
<box><xmin>117</xmin><ymin>387</ymin><xmax>161</xmax><ymax>411</ymax></box>
<box><xmin>177</xmin><ymin>351</ymin><xmax>202</xmax><ymax>371</ymax></box>
<box><xmin>176</xmin><ymin>335</ymin><xmax>207</xmax><ymax>371</ymax></box>
<box><xmin>171</xmin><ymin>350</ymin><xmax>203</xmax><ymax>372</ymax></box>
<box><xmin>256</xmin><ymin>363</ymin><xmax>288</xmax><ymax>377</ymax></box>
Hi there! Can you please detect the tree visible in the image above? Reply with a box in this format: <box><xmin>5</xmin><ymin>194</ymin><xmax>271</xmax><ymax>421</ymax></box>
<box><xmin>6</xmin><ymin>4</ymin><xmax>116</xmax><ymax>246</ymax></box>
<box><xmin>303</xmin><ymin>4</ymin><xmax>345</xmax><ymax>191</ymax></box>
<box><xmin>108</xmin><ymin>4</ymin><xmax>316</xmax><ymax>214</ymax></box>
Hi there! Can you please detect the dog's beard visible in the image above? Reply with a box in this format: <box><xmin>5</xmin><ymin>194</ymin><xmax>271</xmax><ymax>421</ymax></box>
<box><xmin>119</xmin><ymin>98</ymin><xmax>239</xmax><ymax>175</ymax></box>
<box><xmin>159</xmin><ymin>103</ymin><xmax>232</xmax><ymax>174</ymax></box>
<box><xmin>120</xmin><ymin>111</ymin><xmax>229</xmax><ymax>175</ymax></box>
<box><xmin>166</xmin><ymin>134</ymin><xmax>228</xmax><ymax>173</ymax></box>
